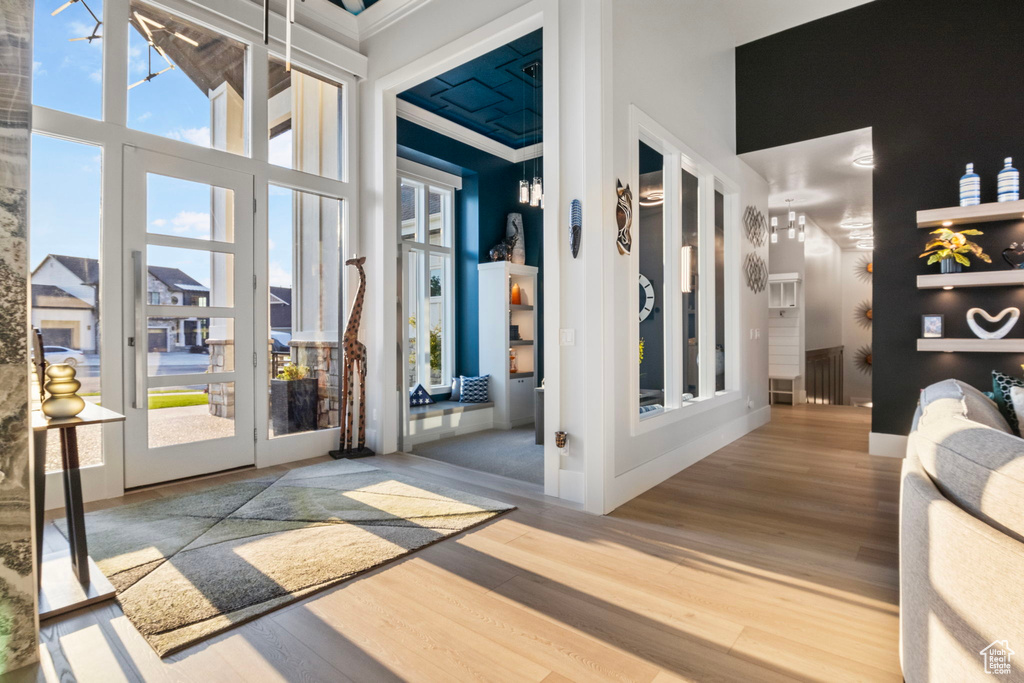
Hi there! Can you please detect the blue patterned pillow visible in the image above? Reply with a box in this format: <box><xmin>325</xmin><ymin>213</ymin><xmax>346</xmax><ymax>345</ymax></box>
<box><xmin>409</xmin><ymin>384</ymin><xmax>434</xmax><ymax>406</ymax></box>
<box><xmin>991</xmin><ymin>371</ymin><xmax>1024</xmax><ymax>434</ymax></box>
<box><xmin>459</xmin><ymin>375</ymin><xmax>490</xmax><ymax>403</ymax></box>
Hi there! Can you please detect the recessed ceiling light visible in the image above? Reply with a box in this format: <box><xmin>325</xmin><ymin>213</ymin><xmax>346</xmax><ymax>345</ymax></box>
<box><xmin>849</xmin><ymin>231</ymin><xmax>873</xmax><ymax>240</ymax></box>
<box><xmin>841</xmin><ymin>220</ymin><xmax>872</xmax><ymax>229</ymax></box>
<box><xmin>852</xmin><ymin>154</ymin><xmax>875</xmax><ymax>168</ymax></box>
<box><xmin>856</xmin><ymin>239</ymin><xmax>874</xmax><ymax>250</ymax></box>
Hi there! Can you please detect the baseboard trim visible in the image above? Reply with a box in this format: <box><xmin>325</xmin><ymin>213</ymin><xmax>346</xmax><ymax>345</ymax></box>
<box><xmin>869</xmin><ymin>432</ymin><xmax>908</xmax><ymax>458</ymax></box>
<box><xmin>605</xmin><ymin>405</ymin><xmax>771</xmax><ymax>513</ymax></box>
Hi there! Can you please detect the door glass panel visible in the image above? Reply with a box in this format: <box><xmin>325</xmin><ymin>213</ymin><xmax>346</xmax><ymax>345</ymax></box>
<box><xmin>147</xmin><ymin>174</ymin><xmax>235</xmax><ymax>243</ymax></box>
<box><xmin>148</xmin><ymin>383</ymin><xmax>235</xmax><ymax>448</ymax></box>
<box><xmin>428</xmin><ymin>253</ymin><xmax>444</xmax><ymax>386</ymax></box>
<box><xmin>682</xmin><ymin>166</ymin><xmax>700</xmax><ymax>398</ymax></box>
<box><xmin>400</xmin><ymin>182</ymin><xmax>419</xmax><ymax>241</ymax></box>
<box><xmin>33</xmin><ymin>0</ymin><xmax>104</xmax><ymax>119</ymax></box>
<box><xmin>406</xmin><ymin>250</ymin><xmax>422</xmax><ymax>388</ymax></box>
<box><xmin>147</xmin><ymin>245</ymin><xmax>232</xmax><ymax>308</ymax></box>
<box><xmin>128</xmin><ymin>0</ymin><xmax>248</xmax><ymax>155</ymax></box>
<box><xmin>146</xmin><ymin>316</ymin><xmax>233</xmax><ymax>374</ymax></box>
<box><xmin>30</xmin><ymin>134</ymin><xmax>104</xmax><ymax>472</ymax></box>
<box><xmin>428</xmin><ymin>189</ymin><xmax>445</xmax><ymax>246</ymax></box>
<box><xmin>267</xmin><ymin>185</ymin><xmax>342</xmax><ymax>437</ymax></box>
<box><xmin>267</xmin><ymin>56</ymin><xmax>345</xmax><ymax>179</ymax></box>
<box><xmin>638</xmin><ymin>140</ymin><xmax>665</xmax><ymax>415</ymax></box>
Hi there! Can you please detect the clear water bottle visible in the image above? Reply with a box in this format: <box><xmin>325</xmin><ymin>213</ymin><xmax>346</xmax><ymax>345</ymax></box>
<box><xmin>998</xmin><ymin>157</ymin><xmax>1019</xmax><ymax>202</ymax></box>
<box><xmin>960</xmin><ymin>163</ymin><xmax>981</xmax><ymax>206</ymax></box>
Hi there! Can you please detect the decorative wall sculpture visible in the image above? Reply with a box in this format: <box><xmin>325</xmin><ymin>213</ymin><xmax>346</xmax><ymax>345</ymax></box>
<box><xmin>743</xmin><ymin>252</ymin><xmax>768</xmax><ymax>293</ymax></box>
<box><xmin>743</xmin><ymin>205</ymin><xmax>767</xmax><ymax>247</ymax></box>
<box><xmin>854</xmin><ymin>300</ymin><xmax>873</xmax><ymax>329</ymax></box>
<box><xmin>615</xmin><ymin>181</ymin><xmax>633</xmax><ymax>255</ymax></box>
<box><xmin>506</xmin><ymin>213</ymin><xmax>525</xmax><ymax>265</ymax></box>
<box><xmin>569</xmin><ymin>199</ymin><xmax>582</xmax><ymax>258</ymax></box>
<box><xmin>854</xmin><ymin>345</ymin><xmax>873</xmax><ymax>374</ymax></box>
<box><xmin>966</xmin><ymin>306</ymin><xmax>1020</xmax><ymax>340</ymax></box>
<box><xmin>855</xmin><ymin>255</ymin><xmax>873</xmax><ymax>283</ymax></box>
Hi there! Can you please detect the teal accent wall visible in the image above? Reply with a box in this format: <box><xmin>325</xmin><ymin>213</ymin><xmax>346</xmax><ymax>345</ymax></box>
<box><xmin>397</xmin><ymin>119</ymin><xmax>544</xmax><ymax>385</ymax></box>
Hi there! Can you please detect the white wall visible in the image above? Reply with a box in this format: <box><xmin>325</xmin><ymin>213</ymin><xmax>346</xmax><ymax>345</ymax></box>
<box><xmin>803</xmin><ymin>221</ymin><xmax>842</xmax><ymax>351</ymax></box>
<box><xmin>841</xmin><ymin>249</ymin><xmax>872</xmax><ymax>404</ymax></box>
<box><xmin>603</xmin><ymin>0</ymin><xmax>770</xmax><ymax>510</ymax></box>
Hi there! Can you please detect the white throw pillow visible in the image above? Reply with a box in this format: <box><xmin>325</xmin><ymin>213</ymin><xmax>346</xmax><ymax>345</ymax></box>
<box><xmin>1009</xmin><ymin>385</ymin><xmax>1024</xmax><ymax>432</ymax></box>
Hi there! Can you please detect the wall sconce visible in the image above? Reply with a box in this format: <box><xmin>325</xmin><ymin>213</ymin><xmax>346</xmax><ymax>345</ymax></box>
<box><xmin>681</xmin><ymin>245</ymin><xmax>692</xmax><ymax>293</ymax></box>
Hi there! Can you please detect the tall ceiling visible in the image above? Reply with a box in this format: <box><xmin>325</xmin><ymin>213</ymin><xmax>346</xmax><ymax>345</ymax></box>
<box><xmin>740</xmin><ymin>128</ymin><xmax>873</xmax><ymax>251</ymax></box>
<box><xmin>398</xmin><ymin>30</ymin><xmax>543</xmax><ymax>150</ymax></box>
<box><xmin>722</xmin><ymin>0</ymin><xmax>874</xmax><ymax>45</ymax></box>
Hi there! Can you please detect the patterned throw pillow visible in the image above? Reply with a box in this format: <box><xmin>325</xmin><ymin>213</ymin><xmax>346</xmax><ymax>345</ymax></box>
<box><xmin>991</xmin><ymin>370</ymin><xmax>1024</xmax><ymax>434</ymax></box>
<box><xmin>459</xmin><ymin>375</ymin><xmax>490</xmax><ymax>403</ymax></box>
<box><xmin>409</xmin><ymin>384</ymin><xmax>434</xmax><ymax>407</ymax></box>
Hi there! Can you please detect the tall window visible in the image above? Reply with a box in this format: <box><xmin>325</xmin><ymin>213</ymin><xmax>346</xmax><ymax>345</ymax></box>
<box><xmin>681</xmin><ymin>166</ymin><xmax>700</xmax><ymax>399</ymax></box>
<box><xmin>400</xmin><ymin>176</ymin><xmax>454</xmax><ymax>390</ymax></box>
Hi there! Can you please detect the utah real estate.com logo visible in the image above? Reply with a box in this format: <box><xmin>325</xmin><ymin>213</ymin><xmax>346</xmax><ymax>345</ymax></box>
<box><xmin>980</xmin><ymin>640</ymin><xmax>1015</xmax><ymax>675</ymax></box>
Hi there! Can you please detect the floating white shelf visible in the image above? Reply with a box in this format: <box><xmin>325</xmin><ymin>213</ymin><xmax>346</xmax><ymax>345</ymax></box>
<box><xmin>917</xmin><ymin>199</ymin><xmax>1024</xmax><ymax>228</ymax></box>
<box><xmin>917</xmin><ymin>270</ymin><xmax>1024</xmax><ymax>289</ymax></box>
<box><xmin>917</xmin><ymin>338</ymin><xmax>1024</xmax><ymax>353</ymax></box>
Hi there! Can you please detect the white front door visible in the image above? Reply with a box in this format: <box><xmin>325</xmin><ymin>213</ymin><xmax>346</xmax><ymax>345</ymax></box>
<box><xmin>123</xmin><ymin>147</ymin><xmax>255</xmax><ymax>488</ymax></box>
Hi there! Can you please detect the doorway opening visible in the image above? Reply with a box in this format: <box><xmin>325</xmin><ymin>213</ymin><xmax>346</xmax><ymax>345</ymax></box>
<box><xmin>740</xmin><ymin>128</ymin><xmax>874</xmax><ymax>447</ymax></box>
<box><xmin>395</xmin><ymin>29</ymin><xmax>547</xmax><ymax>486</ymax></box>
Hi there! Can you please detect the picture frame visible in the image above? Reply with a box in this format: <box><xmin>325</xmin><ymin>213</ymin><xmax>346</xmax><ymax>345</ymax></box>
<box><xmin>922</xmin><ymin>313</ymin><xmax>944</xmax><ymax>339</ymax></box>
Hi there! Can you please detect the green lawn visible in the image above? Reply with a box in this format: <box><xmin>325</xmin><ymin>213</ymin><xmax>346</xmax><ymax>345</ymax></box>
<box><xmin>148</xmin><ymin>392</ymin><xmax>208</xmax><ymax>410</ymax></box>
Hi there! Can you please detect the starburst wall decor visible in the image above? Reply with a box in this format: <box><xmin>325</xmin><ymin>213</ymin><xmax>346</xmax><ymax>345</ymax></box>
<box><xmin>855</xmin><ymin>255</ymin><xmax>873</xmax><ymax>283</ymax></box>
<box><xmin>854</xmin><ymin>345</ymin><xmax>873</xmax><ymax>374</ymax></box>
<box><xmin>855</xmin><ymin>300</ymin><xmax>873</xmax><ymax>329</ymax></box>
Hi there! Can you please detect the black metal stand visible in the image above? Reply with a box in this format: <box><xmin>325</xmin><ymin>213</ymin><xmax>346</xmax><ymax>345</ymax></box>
<box><xmin>329</xmin><ymin>446</ymin><xmax>375</xmax><ymax>460</ymax></box>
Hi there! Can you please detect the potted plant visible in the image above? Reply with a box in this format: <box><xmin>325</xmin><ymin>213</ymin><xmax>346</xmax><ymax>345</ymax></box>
<box><xmin>270</xmin><ymin>364</ymin><xmax>317</xmax><ymax>435</ymax></box>
<box><xmin>920</xmin><ymin>227</ymin><xmax>991</xmax><ymax>273</ymax></box>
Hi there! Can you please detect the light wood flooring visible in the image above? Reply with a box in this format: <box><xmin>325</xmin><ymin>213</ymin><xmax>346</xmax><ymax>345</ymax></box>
<box><xmin>13</xmin><ymin>404</ymin><xmax>902</xmax><ymax>682</ymax></box>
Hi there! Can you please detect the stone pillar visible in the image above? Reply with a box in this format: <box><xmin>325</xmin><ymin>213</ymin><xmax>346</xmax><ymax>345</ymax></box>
<box><xmin>206</xmin><ymin>339</ymin><xmax>234</xmax><ymax>419</ymax></box>
<box><xmin>289</xmin><ymin>340</ymin><xmax>339</xmax><ymax>429</ymax></box>
<box><xmin>0</xmin><ymin>0</ymin><xmax>39</xmax><ymax>673</ymax></box>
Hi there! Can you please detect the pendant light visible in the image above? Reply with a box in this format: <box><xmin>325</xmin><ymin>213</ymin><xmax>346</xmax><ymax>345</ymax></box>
<box><xmin>518</xmin><ymin>60</ymin><xmax>542</xmax><ymax>205</ymax></box>
<box><xmin>770</xmin><ymin>216</ymin><xmax>779</xmax><ymax>243</ymax></box>
<box><xmin>784</xmin><ymin>199</ymin><xmax>806</xmax><ymax>241</ymax></box>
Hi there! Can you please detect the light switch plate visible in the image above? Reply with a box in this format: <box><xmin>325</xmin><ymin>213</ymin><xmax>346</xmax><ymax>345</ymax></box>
<box><xmin>559</xmin><ymin>329</ymin><xmax>576</xmax><ymax>346</ymax></box>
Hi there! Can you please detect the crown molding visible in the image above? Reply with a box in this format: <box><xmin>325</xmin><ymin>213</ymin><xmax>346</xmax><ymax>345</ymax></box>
<box><xmin>397</xmin><ymin>100</ymin><xmax>543</xmax><ymax>164</ymax></box>
<box><xmin>357</xmin><ymin>0</ymin><xmax>433</xmax><ymax>40</ymax></box>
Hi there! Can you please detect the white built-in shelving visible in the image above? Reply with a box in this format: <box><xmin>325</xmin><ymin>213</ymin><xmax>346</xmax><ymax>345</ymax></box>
<box><xmin>478</xmin><ymin>261</ymin><xmax>538</xmax><ymax>429</ymax></box>
<box><xmin>917</xmin><ymin>270</ymin><xmax>1024</xmax><ymax>289</ymax></box>
<box><xmin>917</xmin><ymin>338</ymin><xmax>1024</xmax><ymax>353</ymax></box>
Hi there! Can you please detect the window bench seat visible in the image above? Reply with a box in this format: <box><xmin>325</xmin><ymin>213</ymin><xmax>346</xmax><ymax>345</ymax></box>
<box><xmin>406</xmin><ymin>401</ymin><xmax>495</xmax><ymax>447</ymax></box>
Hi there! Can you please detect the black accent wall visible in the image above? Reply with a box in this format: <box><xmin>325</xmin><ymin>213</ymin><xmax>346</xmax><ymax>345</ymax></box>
<box><xmin>737</xmin><ymin>0</ymin><xmax>1024</xmax><ymax>435</ymax></box>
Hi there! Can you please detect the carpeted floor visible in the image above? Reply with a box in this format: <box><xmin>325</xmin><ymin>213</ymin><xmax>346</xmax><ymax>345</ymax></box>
<box><xmin>410</xmin><ymin>426</ymin><xmax>544</xmax><ymax>484</ymax></box>
<box><xmin>56</xmin><ymin>459</ymin><xmax>514</xmax><ymax>656</ymax></box>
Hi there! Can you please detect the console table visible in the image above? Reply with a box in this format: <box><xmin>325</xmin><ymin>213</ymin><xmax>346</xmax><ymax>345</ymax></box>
<box><xmin>32</xmin><ymin>402</ymin><xmax>124</xmax><ymax>618</ymax></box>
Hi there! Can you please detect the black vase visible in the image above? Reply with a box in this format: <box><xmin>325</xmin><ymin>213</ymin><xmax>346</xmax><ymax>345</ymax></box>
<box><xmin>940</xmin><ymin>258</ymin><xmax>962</xmax><ymax>274</ymax></box>
<box><xmin>271</xmin><ymin>377</ymin><xmax>317</xmax><ymax>435</ymax></box>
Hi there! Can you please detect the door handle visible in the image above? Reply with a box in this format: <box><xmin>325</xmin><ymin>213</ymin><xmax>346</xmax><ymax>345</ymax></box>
<box><xmin>132</xmin><ymin>250</ymin><xmax>144</xmax><ymax>409</ymax></box>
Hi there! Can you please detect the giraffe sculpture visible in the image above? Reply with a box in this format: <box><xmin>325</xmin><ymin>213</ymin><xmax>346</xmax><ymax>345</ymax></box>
<box><xmin>333</xmin><ymin>255</ymin><xmax>372</xmax><ymax>457</ymax></box>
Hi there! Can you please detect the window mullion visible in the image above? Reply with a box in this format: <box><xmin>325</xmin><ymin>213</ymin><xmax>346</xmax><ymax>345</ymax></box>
<box><xmin>102</xmin><ymin>0</ymin><xmax>129</xmax><ymax>127</ymax></box>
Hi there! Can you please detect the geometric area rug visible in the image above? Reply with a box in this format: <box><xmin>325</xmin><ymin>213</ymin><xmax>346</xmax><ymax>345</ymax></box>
<box><xmin>55</xmin><ymin>459</ymin><xmax>514</xmax><ymax>656</ymax></box>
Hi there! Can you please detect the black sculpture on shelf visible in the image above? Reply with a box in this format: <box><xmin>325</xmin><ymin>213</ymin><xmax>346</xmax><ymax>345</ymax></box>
<box><xmin>1002</xmin><ymin>242</ymin><xmax>1024</xmax><ymax>269</ymax></box>
<box><xmin>489</xmin><ymin>230</ymin><xmax>519</xmax><ymax>262</ymax></box>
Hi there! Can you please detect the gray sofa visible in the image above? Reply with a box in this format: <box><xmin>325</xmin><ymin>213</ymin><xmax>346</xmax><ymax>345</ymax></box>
<box><xmin>902</xmin><ymin>379</ymin><xmax>1024</xmax><ymax>681</ymax></box>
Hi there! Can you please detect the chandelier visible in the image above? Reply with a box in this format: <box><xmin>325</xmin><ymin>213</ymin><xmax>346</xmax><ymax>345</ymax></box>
<box><xmin>517</xmin><ymin>60</ymin><xmax>543</xmax><ymax>208</ymax></box>
<box><xmin>770</xmin><ymin>199</ymin><xmax>805</xmax><ymax>243</ymax></box>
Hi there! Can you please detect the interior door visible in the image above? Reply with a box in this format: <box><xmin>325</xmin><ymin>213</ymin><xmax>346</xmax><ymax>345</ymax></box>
<box><xmin>123</xmin><ymin>147</ymin><xmax>255</xmax><ymax>488</ymax></box>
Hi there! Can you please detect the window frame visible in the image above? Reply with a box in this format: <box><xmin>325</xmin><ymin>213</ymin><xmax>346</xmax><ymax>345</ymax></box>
<box><xmin>29</xmin><ymin>0</ymin><xmax>361</xmax><ymax>505</ymax></box>
<box><xmin>629</xmin><ymin>105</ymin><xmax>742</xmax><ymax>435</ymax></box>
<box><xmin>398</xmin><ymin>168</ymin><xmax>457</xmax><ymax>392</ymax></box>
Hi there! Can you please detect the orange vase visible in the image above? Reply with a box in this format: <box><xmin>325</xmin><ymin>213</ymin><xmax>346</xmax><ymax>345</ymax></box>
<box><xmin>510</xmin><ymin>282</ymin><xmax>522</xmax><ymax>305</ymax></box>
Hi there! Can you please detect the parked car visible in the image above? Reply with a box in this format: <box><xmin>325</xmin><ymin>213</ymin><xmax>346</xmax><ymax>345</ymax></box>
<box><xmin>43</xmin><ymin>345</ymin><xmax>87</xmax><ymax>368</ymax></box>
